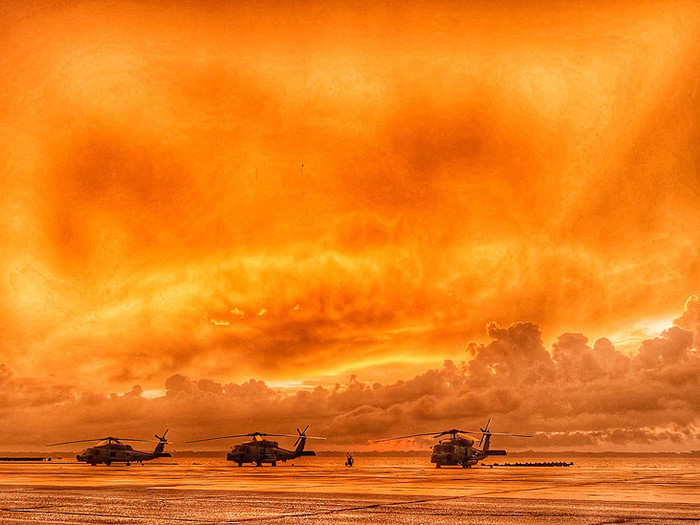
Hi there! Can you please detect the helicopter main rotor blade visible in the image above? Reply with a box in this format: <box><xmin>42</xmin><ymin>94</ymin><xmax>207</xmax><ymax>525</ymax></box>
<box><xmin>483</xmin><ymin>432</ymin><xmax>533</xmax><ymax>437</ymax></box>
<box><xmin>184</xmin><ymin>434</ymin><xmax>254</xmax><ymax>443</ymax></box>
<box><xmin>461</xmin><ymin>430</ymin><xmax>533</xmax><ymax>437</ymax></box>
<box><xmin>372</xmin><ymin>432</ymin><xmax>441</xmax><ymax>443</ymax></box>
<box><xmin>47</xmin><ymin>439</ymin><xmax>106</xmax><ymax>446</ymax></box>
<box><xmin>431</xmin><ymin>429</ymin><xmax>480</xmax><ymax>438</ymax></box>
<box><xmin>185</xmin><ymin>431</ymin><xmax>328</xmax><ymax>444</ymax></box>
<box><xmin>46</xmin><ymin>437</ymin><xmax>151</xmax><ymax>446</ymax></box>
<box><xmin>252</xmin><ymin>433</ymin><xmax>326</xmax><ymax>439</ymax></box>
<box><xmin>98</xmin><ymin>437</ymin><xmax>152</xmax><ymax>443</ymax></box>
<box><xmin>441</xmin><ymin>429</ymin><xmax>533</xmax><ymax>438</ymax></box>
<box><xmin>438</xmin><ymin>429</ymin><xmax>482</xmax><ymax>436</ymax></box>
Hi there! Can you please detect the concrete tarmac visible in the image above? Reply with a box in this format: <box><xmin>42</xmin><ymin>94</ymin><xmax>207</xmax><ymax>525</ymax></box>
<box><xmin>0</xmin><ymin>456</ymin><xmax>697</xmax><ymax>523</ymax></box>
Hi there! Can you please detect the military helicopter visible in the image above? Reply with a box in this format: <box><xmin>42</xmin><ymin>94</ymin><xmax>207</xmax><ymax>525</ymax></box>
<box><xmin>185</xmin><ymin>425</ymin><xmax>324</xmax><ymax>466</ymax></box>
<box><xmin>47</xmin><ymin>430</ymin><xmax>171</xmax><ymax>466</ymax></box>
<box><xmin>374</xmin><ymin>418</ymin><xmax>531</xmax><ymax>468</ymax></box>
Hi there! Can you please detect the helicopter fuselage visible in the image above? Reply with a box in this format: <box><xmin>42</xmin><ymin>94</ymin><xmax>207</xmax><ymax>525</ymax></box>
<box><xmin>374</xmin><ymin>420</ymin><xmax>527</xmax><ymax>469</ymax></box>
<box><xmin>430</xmin><ymin>437</ymin><xmax>506</xmax><ymax>468</ymax></box>
<box><xmin>77</xmin><ymin>443</ymin><xmax>171</xmax><ymax>466</ymax></box>
<box><xmin>226</xmin><ymin>438</ymin><xmax>315</xmax><ymax>466</ymax></box>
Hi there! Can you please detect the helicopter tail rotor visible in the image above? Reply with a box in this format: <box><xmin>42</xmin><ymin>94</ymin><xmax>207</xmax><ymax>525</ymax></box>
<box><xmin>471</xmin><ymin>418</ymin><xmax>532</xmax><ymax>450</ymax></box>
<box><xmin>292</xmin><ymin>425</ymin><xmax>324</xmax><ymax>457</ymax></box>
<box><xmin>478</xmin><ymin>417</ymin><xmax>492</xmax><ymax>448</ymax></box>
<box><xmin>153</xmin><ymin>429</ymin><xmax>171</xmax><ymax>457</ymax></box>
<box><xmin>293</xmin><ymin>424</ymin><xmax>310</xmax><ymax>447</ymax></box>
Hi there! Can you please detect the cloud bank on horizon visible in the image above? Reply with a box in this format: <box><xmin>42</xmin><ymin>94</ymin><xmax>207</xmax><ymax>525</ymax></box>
<box><xmin>1</xmin><ymin>296</ymin><xmax>697</xmax><ymax>450</ymax></box>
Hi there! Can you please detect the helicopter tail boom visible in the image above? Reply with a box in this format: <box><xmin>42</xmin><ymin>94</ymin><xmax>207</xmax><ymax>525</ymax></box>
<box><xmin>294</xmin><ymin>435</ymin><xmax>307</xmax><ymax>456</ymax></box>
<box><xmin>293</xmin><ymin>426</ymin><xmax>307</xmax><ymax>450</ymax></box>
<box><xmin>153</xmin><ymin>429</ymin><xmax>170</xmax><ymax>457</ymax></box>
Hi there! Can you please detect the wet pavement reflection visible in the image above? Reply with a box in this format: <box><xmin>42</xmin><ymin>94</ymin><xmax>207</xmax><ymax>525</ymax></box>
<box><xmin>0</xmin><ymin>456</ymin><xmax>697</xmax><ymax>523</ymax></box>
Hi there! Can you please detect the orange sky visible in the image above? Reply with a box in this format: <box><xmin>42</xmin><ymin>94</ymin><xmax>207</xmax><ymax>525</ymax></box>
<box><xmin>0</xmin><ymin>0</ymin><xmax>699</xmax><ymax>449</ymax></box>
